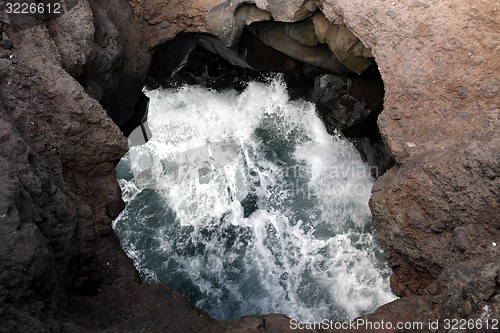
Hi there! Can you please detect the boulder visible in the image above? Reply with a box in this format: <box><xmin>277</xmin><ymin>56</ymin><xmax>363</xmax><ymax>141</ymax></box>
<box><xmin>85</xmin><ymin>0</ymin><xmax>151</xmax><ymax>126</ymax></box>
<box><xmin>130</xmin><ymin>1</ymin><xmax>374</xmax><ymax>74</ymax></box>
<box><xmin>285</xmin><ymin>19</ymin><xmax>318</xmax><ymax>46</ymax></box>
<box><xmin>325</xmin><ymin>25</ymin><xmax>373</xmax><ymax>73</ymax></box>
<box><xmin>311</xmin><ymin>11</ymin><xmax>331</xmax><ymax>43</ymax></box>
<box><xmin>247</xmin><ymin>21</ymin><xmax>347</xmax><ymax>73</ymax></box>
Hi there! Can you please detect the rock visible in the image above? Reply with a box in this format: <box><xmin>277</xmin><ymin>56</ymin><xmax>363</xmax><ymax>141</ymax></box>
<box><xmin>351</xmin><ymin>40</ymin><xmax>373</xmax><ymax>57</ymax></box>
<box><xmin>321</xmin><ymin>0</ymin><xmax>499</xmax><ymax>322</ymax></box>
<box><xmin>247</xmin><ymin>21</ymin><xmax>347</xmax><ymax>73</ymax></box>
<box><xmin>234</xmin><ymin>4</ymin><xmax>272</xmax><ymax>38</ymax></box>
<box><xmin>129</xmin><ymin>0</ymin><xmax>373</xmax><ymax>74</ymax></box>
<box><xmin>46</xmin><ymin>0</ymin><xmax>94</xmax><ymax>79</ymax></box>
<box><xmin>371</xmin><ymin>141</ymin><xmax>499</xmax><ymax>294</ymax></box>
<box><xmin>1</xmin><ymin>0</ymin><xmax>499</xmax><ymax>331</ymax></box>
<box><xmin>0</xmin><ymin>58</ymin><xmax>10</xmax><ymax>78</ymax></box>
<box><xmin>198</xmin><ymin>34</ymin><xmax>254</xmax><ymax>69</ymax></box>
<box><xmin>0</xmin><ymin>9</ymin><xmax>10</xmax><ymax>27</ymax></box>
<box><xmin>312</xmin><ymin>73</ymin><xmax>370</xmax><ymax>131</ymax></box>
<box><xmin>328</xmin><ymin>24</ymin><xmax>358</xmax><ymax>53</ymax></box>
<box><xmin>0</xmin><ymin>50</ymin><xmax>11</xmax><ymax>58</ymax></box>
<box><xmin>154</xmin><ymin>41</ymin><xmax>267</xmax><ymax>92</ymax></box>
<box><xmin>0</xmin><ymin>35</ymin><xmax>13</xmax><ymax>49</ymax></box>
<box><xmin>326</xmin><ymin>25</ymin><xmax>374</xmax><ymax>73</ymax></box>
<box><xmin>285</xmin><ymin>19</ymin><xmax>319</xmax><ymax>46</ymax></box>
<box><xmin>436</xmin><ymin>262</ymin><xmax>498</xmax><ymax>319</ymax></box>
<box><xmin>311</xmin><ymin>11</ymin><xmax>331</xmax><ymax>43</ymax></box>
<box><xmin>358</xmin><ymin>137</ymin><xmax>393</xmax><ymax>177</ymax></box>
<box><xmin>239</xmin><ymin>27</ymin><xmax>303</xmax><ymax>73</ymax></box>
<box><xmin>314</xmin><ymin>75</ymin><xmax>394</xmax><ymax>176</ymax></box>
<box><xmin>256</xmin><ymin>0</ymin><xmax>317</xmax><ymax>22</ymax></box>
<box><xmin>145</xmin><ymin>35</ymin><xmax>200</xmax><ymax>83</ymax></box>
<box><xmin>129</xmin><ymin>0</ymin><xmax>319</xmax><ymax>48</ymax></box>
<box><xmin>482</xmin><ymin>78</ymin><xmax>499</xmax><ymax>98</ymax></box>
<box><xmin>0</xmin><ymin>4</ymin><xmax>214</xmax><ymax>332</ymax></box>
<box><xmin>81</xmin><ymin>0</ymin><xmax>151</xmax><ymax>127</ymax></box>
<box><xmin>311</xmin><ymin>70</ymin><xmax>385</xmax><ymax>137</ymax></box>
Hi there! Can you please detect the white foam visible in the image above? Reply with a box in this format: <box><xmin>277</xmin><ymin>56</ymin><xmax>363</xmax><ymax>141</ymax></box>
<box><xmin>113</xmin><ymin>76</ymin><xmax>396</xmax><ymax>321</ymax></box>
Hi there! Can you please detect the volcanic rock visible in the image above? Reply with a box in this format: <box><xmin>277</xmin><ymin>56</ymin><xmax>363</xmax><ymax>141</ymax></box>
<box><xmin>0</xmin><ymin>0</ymin><xmax>498</xmax><ymax>332</ymax></box>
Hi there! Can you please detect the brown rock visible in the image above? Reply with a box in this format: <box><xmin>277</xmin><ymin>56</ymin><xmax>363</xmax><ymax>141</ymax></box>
<box><xmin>247</xmin><ymin>21</ymin><xmax>346</xmax><ymax>73</ymax></box>
<box><xmin>1</xmin><ymin>0</ymin><xmax>499</xmax><ymax>331</ymax></box>
<box><xmin>311</xmin><ymin>11</ymin><xmax>331</xmax><ymax>43</ymax></box>
<box><xmin>46</xmin><ymin>0</ymin><xmax>94</xmax><ymax>79</ymax></box>
<box><xmin>326</xmin><ymin>25</ymin><xmax>373</xmax><ymax>73</ymax></box>
<box><xmin>285</xmin><ymin>19</ymin><xmax>319</xmax><ymax>46</ymax></box>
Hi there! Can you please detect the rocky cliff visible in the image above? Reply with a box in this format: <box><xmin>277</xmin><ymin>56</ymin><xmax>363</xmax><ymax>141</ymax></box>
<box><xmin>0</xmin><ymin>0</ymin><xmax>498</xmax><ymax>332</ymax></box>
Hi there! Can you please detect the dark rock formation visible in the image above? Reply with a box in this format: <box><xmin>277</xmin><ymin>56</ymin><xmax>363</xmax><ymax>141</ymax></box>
<box><xmin>0</xmin><ymin>1</ymin><xmax>216</xmax><ymax>332</ymax></box>
<box><xmin>246</xmin><ymin>20</ymin><xmax>348</xmax><ymax>73</ymax></box>
<box><xmin>321</xmin><ymin>0</ymin><xmax>498</xmax><ymax>317</ymax></box>
<box><xmin>85</xmin><ymin>0</ymin><xmax>151</xmax><ymax>126</ymax></box>
<box><xmin>310</xmin><ymin>69</ymin><xmax>392</xmax><ymax>175</ymax></box>
<box><xmin>1</xmin><ymin>0</ymin><xmax>498</xmax><ymax>332</ymax></box>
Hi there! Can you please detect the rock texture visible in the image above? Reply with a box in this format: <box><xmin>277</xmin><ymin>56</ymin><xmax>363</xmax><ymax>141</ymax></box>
<box><xmin>321</xmin><ymin>0</ymin><xmax>499</xmax><ymax>317</ymax></box>
<box><xmin>0</xmin><ymin>1</ymin><xmax>218</xmax><ymax>332</ymax></box>
<box><xmin>330</xmin><ymin>0</ymin><xmax>499</xmax><ymax>324</ymax></box>
<box><xmin>1</xmin><ymin>0</ymin><xmax>499</xmax><ymax>332</ymax></box>
<box><xmin>130</xmin><ymin>0</ymin><xmax>373</xmax><ymax>74</ymax></box>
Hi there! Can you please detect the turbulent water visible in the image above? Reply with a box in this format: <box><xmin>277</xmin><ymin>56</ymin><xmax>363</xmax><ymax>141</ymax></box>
<box><xmin>113</xmin><ymin>76</ymin><xmax>396</xmax><ymax>321</ymax></box>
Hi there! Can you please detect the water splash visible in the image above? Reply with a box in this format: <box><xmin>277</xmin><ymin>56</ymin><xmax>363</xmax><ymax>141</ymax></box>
<box><xmin>113</xmin><ymin>76</ymin><xmax>396</xmax><ymax>321</ymax></box>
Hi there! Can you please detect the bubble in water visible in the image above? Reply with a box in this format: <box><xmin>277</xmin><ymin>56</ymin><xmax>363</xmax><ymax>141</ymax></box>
<box><xmin>113</xmin><ymin>76</ymin><xmax>396</xmax><ymax>321</ymax></box>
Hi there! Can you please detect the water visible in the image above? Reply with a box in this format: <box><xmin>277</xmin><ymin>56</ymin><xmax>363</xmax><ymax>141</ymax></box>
<box><xmin>113</xmin><ymin>76</ymin><xmax>396</xmax><ymax>321</ymax></box>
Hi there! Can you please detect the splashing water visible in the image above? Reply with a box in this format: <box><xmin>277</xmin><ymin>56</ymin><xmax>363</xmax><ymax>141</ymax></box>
<box><xmin>113</xmin><ymin>76</ymin><xmax>396</xmax><ymax>321</ymax></box>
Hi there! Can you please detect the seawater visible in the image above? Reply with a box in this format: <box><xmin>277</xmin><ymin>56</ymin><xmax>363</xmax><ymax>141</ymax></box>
<box><xmin>113</xmin><ymin>76</ymin><xmax>396</xmax><ymax>321</ymax></box>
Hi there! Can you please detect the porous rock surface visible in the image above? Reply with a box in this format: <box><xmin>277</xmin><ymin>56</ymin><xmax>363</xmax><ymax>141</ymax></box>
<box><xmin>0</xmin><ymin>0</ymin><xmax>498</xmax><ymax>332</ymax></box>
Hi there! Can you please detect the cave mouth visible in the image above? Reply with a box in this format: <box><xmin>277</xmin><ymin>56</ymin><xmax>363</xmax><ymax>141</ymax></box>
<box><xmin>112</xmin><ymin>29</ymin><xmax>396</xmax><ymax>321</ymax></box>
<box><xmin>138</xmin><ymin>29</ymin><xmax>393</xmax><ymax>177</ymax></box>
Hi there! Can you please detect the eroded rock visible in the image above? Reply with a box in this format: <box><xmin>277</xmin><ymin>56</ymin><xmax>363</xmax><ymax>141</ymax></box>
<box><xmin>1</xmin><ymin>0</ymin><xmax>499</xmax><ymax>331</ymax></box>
<box><xmin>130</xmin><ymin>0</ymin><xmax>373</xmax><ymax>74</ymax></box>
<box><xmin>286</xmin><ymin>19</ymin><xmax>319</xmax><ymax>46</ymax></box>
<box><xmin>47</xmin><ymin>0</ymin><xmax>94</xmax><ymax>79</ymax></box>
<box><xmin>247</xmin><ymin>21</ymin><xmax>347</xmax><ymax>73</ymax></box>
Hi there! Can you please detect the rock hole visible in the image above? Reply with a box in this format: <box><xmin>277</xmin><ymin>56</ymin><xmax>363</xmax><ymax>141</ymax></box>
<box><xmin>113</xmin><ymin>12</ymin><xmax>396</xmax><ymax>322</ymax></box>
